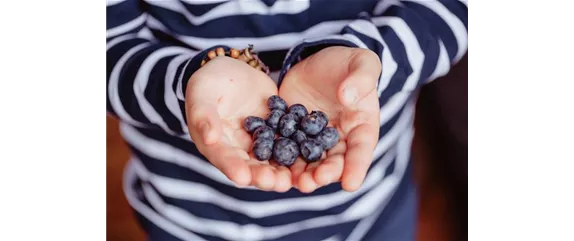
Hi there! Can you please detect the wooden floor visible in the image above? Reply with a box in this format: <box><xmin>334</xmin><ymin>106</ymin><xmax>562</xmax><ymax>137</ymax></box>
<box><xmin>106</xmin><ymin>115</ymin><xmax>458</xmax><ymax>241</ymax></box>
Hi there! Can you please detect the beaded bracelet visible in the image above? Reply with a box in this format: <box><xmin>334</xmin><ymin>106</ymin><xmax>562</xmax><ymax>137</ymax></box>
<box><xmin>200</xmin><ymin>45</ymin><xmax>270</xmax><ymax>75</ymax></box>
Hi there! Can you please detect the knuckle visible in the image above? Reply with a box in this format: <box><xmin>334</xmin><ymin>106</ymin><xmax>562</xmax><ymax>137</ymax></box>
<box><xmin>357</xmin><ymin>48</ymin><xmax>378</xmax><ymax>59</ymax></box>
<box><xmin>356</xmin><ymin>49</ymin><xmax>382</xmax><ymax>71</ymax></box>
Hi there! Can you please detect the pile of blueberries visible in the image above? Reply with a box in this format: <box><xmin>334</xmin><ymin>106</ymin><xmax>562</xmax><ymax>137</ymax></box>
<box><xmin>243</xmin><ymin>95</ymin><xmax>339</xmax><ymax>167</ymax></box>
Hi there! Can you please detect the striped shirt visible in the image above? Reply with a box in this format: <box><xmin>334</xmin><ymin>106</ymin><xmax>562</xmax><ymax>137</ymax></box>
<box><xmin>106</xmin><ymin>0</ymin><xmax>468</xmax><ymax>240</ymax></box>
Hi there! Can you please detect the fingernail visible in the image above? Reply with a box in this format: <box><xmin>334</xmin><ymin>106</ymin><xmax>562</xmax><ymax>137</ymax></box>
<box><xmin>343</xmin><ymin>87</ymin><xmax>358</xmax><ymax>106</ymax></box>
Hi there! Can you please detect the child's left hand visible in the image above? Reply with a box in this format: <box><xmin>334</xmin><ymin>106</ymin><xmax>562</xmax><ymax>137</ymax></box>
<box><xmin>279</xmin><ymin>46</ymin><xmax>382</xmax><ymax>193</ymax></box>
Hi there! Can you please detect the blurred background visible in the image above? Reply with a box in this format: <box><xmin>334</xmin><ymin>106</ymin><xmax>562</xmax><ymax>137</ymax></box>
<box><xmin>107</xmin><ymin>54</ymin><xmax>468</xmax><ymax>241</ymax></box>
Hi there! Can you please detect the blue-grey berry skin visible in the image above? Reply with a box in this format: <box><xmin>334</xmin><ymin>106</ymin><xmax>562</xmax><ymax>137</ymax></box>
<box><xmin>288</xmin><ymin>104</ymin><xmax>308</xmax><ymax>122</ymax></box>
<box><xmin>315</xmin><ymin>127</ymin><xmax>340</xmax><ymax>150</ymax></box>
<box><xmin>291</xmin><ymin>130</ymin><xmax>307</xmax><ymax>145</ymax></box>
<box><xmin>300</xmin><ymin>139</ymin><xmax>324</xmax><ymax>163</ymax></box>
<box><xmin>272</xmin><ymin>137</ymin><xmax>299</xmax><ymax>166</ymax></box>
<box><xmin>253</xmin><ymin>126</ymin><xmax>274</xmax><ymax>140</ymax></box>
<box><xmin>267</xmin><ymin>95</ymin><xmax>288</xmax><ymax>111</ymax></box>
<box><xmin>253</xmin><ymin>138</ymin><xmax>274</xmax><ymax>161</ymax></box>
<box><xmin>244</xmin><ymin>116</ymin><xmax>266</xmax><ymax>134</ymax></box>
<box><xmin>265</xmin><ymin>109</ymin><xmax>285</xmax><ymax>131</ymax></box>
<box><xmin>300</xmin><ymin>110</ymin><xmax>328</xmax><ymax>135</ymax></box>
<box><xmin>278</xmin><ymin>113</ymin><xmax>298</xmax><ymax>137</ymax></box>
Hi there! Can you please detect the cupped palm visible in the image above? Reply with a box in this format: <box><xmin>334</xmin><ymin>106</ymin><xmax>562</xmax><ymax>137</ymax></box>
<box><xmin>278</xmin><ymin>46</ymin><xmax>382</xmax><ymax>192</ymax></box>
<box><xmin>186</xmin><ymin>57</ymin><xmax>291</xmax><ymax>192</ymax></box>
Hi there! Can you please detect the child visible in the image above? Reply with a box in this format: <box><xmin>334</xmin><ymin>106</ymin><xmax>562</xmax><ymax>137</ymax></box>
<box><xmin>106</xmin><ymin>0</ymin><xmax>467</xmax><ymax>240</ymax></box>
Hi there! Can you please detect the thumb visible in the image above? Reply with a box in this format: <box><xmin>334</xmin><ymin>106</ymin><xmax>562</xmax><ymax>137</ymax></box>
<box><xmin>338</xmin><ymin>49</ymin><xmax>381</xmax><ymax>108</ymax></box>
<box><xmin>186</xmin><ymin>101</ymin><xmax>223</xmax><ymax>145</ymax></box>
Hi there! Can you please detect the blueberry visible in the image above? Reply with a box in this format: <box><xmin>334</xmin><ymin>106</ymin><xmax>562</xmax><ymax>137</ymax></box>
<box><xmin>253</xmin><ymin>126</ymin><xmax>274</xmax><ymax>140</ymax></box>
<box><xmin>315</xmin><ymin>127</ymin><xmax>340</xmax><ymax>150</ymax></box>
<box><xmin>300</xmin><ymin>139</ymin><xmax>324</xmax><ymax>163</ymax></box>
<box><xmin>272</xmin><ymin>137</ymin><xmax>299</xmax><ymax>166</ymax></box>
<box><xmin>278</xmin><ymin>113</ymin><xmax>298</xmax><ymax>137</ymax></box>
<box><xmin>265</xmin><ymin>109</ymin><xmax>285</xmax><ymax>131</ymax></box>
<box><xmin>267</xmin><ymin>95</ymin><xmax>288</xmax><ymax>111</ymax></box>
<box><xmin>243</xmin><ymin>116</ymin><xmax>266</xmax><ymax>134</ymax></box>
<box><xmin>288</xmin><ymin>104</ymin><xmax>308</xmax><ymax>122</ymax></box>
<box><xmin>300</xmin><ymin>110</ymin><xmax>328</xmax><ymax>135</ymax></box>
<box><xmin>252</xmin><ymin>138</ymin><xmax>273</xmax><ymax>161</ymax></box>
<box><xmin>291</xmin><ymin>130</ymin><xmax>307</xmax><ymax>145</ymax></box>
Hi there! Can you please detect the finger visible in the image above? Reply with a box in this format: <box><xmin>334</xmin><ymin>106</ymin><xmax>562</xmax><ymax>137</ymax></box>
<box><xmin>294</xmin><ymin>161</ymin><xmax>321</xmax><ymax>192</ymax></box>
<box><xmin>298</xmin><ymin>172</ymin><xmax>319</xmax><ymax>193</ymax></box>
<box><xmin>289</xmin><ymin>158</ymin><xmax>307</xmax><ymax>188</ymax></box>
<box><xmin>327</xmin><ymin>141</ymin><xmax>347</xmax><ymax>156</ymax></box>
<box><xmin>304</xmin><ymin>161</ymin><xmax>321</xmax><ymax>175</ymax></box>
<box><xmin>338</xmin><ymin>49</ymin><xmax>381</xmax><ymax>108</ymax></box>
<box><xmin>273</xmin><ymin>166</ymin><xmax>292</xmax><ymax>193</ymax></box>
<box><xmin>313</xmin><ymin>154</ymin><xmax>345</xmax><ymax>186</ymax></box>
<box><xmin>249</xmin><ymin>164</ymin><xmax>276</xmax><ymax>191</ymax></box>
<box><xmin>186</xmin><ymin>101</ymin><xmax>223</xmax><ymax>145</ymax></box>
<box><xmin>341</xmin><ymin>123</ymin><xmax>378</xmax><ymax>192</ymax></box>
<box><xmin>313</xmin><ymin>134</ymin><xmax>346</xmax><ymax>186</ymax></box>
<box><xmin>202</xmin><ymin>143</ymin><xmax>252</xmax><ymax>187</ymax></box>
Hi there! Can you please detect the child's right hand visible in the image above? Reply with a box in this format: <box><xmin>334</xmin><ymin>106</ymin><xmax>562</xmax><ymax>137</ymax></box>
<box><xmin>185</xmin><ymin>57</ymin><xmax>292</xmax><ymax>192</ymax></box>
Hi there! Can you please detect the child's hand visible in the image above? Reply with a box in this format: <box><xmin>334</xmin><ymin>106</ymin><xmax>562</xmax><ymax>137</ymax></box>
<box><xmin>279</xmin><ymin>46</ymin><xmax>382</xmax><ymax>192</ymax></box>
<box><xmin>185</xmin><ymin>57</ymin><xmax>292</xmax><ymax>192</ymax></box>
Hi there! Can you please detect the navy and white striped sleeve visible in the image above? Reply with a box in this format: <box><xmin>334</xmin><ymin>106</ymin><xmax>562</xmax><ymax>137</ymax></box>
<box><xmin>106</xmin><ymin>0</ymin><xmax>228</xmax><ymax>135</ymax></box>
<box><xmin>278</xmin><ymin>0</ymin><xmax>468</xmax><ymax>101</ymax></box>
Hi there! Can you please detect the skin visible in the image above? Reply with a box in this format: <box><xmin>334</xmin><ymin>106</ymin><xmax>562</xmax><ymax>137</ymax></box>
<box><xmin>186</xmin><ymin>46</ymin><xmax>381</xmax><ymax>193</ymax></box>
<box><xmin>185</xmin><ymin>57</ymin><xmax>291</xmax><ymax>192</ymax></box>
<box><xmin>279</xmin><ymin>46</ymin><xmax>382</xmax><ymax>193</ymax></box>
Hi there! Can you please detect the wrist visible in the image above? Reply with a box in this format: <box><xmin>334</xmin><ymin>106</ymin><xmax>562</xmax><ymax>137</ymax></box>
<box><xmin>200</xmin><ymin>45</ymin><xmax>269</xmax><ymax>74</ymax></box>
<box><xmin>278</xmin><ymin>38</ymin><xmax>359</xmax><ymax>87</ymax></box>
<box><xmin>180</xmin><ymin>45</ymin><xmax>270</xmax><ymax>99</ymax></box>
